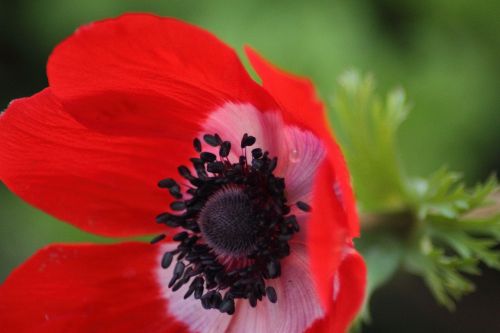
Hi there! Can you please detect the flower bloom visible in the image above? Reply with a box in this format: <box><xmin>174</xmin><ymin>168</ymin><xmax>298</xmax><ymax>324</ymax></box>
<box><xmin>0</xmin><ymin>13</ymin><xmax>365</xmax><ymax>333</ymax></box>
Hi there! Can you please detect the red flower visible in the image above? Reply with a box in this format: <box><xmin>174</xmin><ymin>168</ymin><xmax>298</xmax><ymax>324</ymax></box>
<box><xmin>0</xmin><ymin>14</ymin><xmax>366</xmax><ymax>333</ymax></box>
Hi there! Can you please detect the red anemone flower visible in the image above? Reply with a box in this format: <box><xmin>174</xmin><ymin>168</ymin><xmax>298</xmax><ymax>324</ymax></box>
<box><xmin>0</xmin><ymin>13</ymin><xmax>366</xmax><ymax>333</ymax></box>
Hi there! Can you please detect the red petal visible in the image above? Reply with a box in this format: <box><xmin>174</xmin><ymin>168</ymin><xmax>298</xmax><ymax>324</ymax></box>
<box><xmin>0</xmin><ymin>242</ymin><xmax>188</xmax><ymax>333</ymax></box>
<box><xmin>245</xmin><ymin>47</ymin><xmax>325</xmax><ymax>132</ymax></box>
<box><xmin>47</xmin><ymin>13</ymin><xmax>276</xmax><ymax>137</ymax></box>
<box><xmin>245</xmin><ymin>47</ymin><xmax>359</xmax><ymax>237</ymax></box>
<box><xmin>307</xmin><ymin>160</ymin><xmax>349</xmax><ymax>309</ymax></box>
<box><xmin>306</xmin><ymin>250</ymin><xmax>367</xmax><ymax>333</ymax></box>
<box><xmin>0</xmin><ymin>89</ymin><xmax>187</xmax><ymax>237</ymax></box>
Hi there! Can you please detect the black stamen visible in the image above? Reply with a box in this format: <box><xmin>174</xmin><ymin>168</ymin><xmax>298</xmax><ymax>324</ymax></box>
<box><xmin>200</xmin><ymin>152</ymin><xmax>217</xmax><ymax>163</ymax></box>
<box><xmin>241</xmin><ymin>133</ymin><xmax>248</xmax><ymax>148</ymax></box>
<box><xmin>158</xmin><ymin>178</ymin><xmax>177</xmax><ymax>188</ymax></box>
<box><xmin>268</xmin><ymin>157</ymin><xmax>278</xmax><ymax>173</ymax></box>
<box><xmin>168</xmin><ymin>187</ymin><xmax>182</xmax><ymax>199</ymax></box>
<box><xmin>241</xmin><ymin>133</ymin><xmax>256</xmax><ymax>148</ymax></box>
<box><xmin>248</xmin><ymin>293</ymin><xmax>257</xmax><ymax>307</ymax></box>
<box><xmin>174</xmin><ymin>261</ymin><xmax>185</xmax><ymax>277</ymax></box>
<box><xmin>161</xmin><ymin>252</ymin><xmax>174</xmax><ymax>269</ymax></box>
<box><xmin>193</xmin><ymin>138</ymin><xmax>202</xmax><ymax>152</ymax></box>
<box><xmin>266</xmin><ymin>260</ymin><xmax>281</xmax><ymax>278</ymax></box>
<box><xmin>203</xmin><ymin>134</ymin><xmax>219</xmax><ymax>147</ymax></box>
<box><xmin>219</xmin><ymin>141</ymin><xmax>231</xmax><ymax>158</ymax></box>
<box><xmin>207</xmin><ymin>161</ymin><xmax>224</xmax><ymax>173</ymax></box>
<box><xmin>251</xmin><ymin>148</ymin><xmax>263</xmax><ymax>159</ymax></box>
<box><xmin>159</xmin><ymin>179</ymin><xmax>183</xmax><ymax>199</ymax></box>
<box><xmin>150</xmin><ymin>234</ymin><xmax>166</xmax><ymax>244</ymax></box>
<box><xmin>178</xmin><ymin>166</ymin><xmax>192</xmax><ymax>179</ymax></box>
<box><xmin>219</xmin><ymin>298</ymin><xmax>235</xmax><ymax>314</ymax></box>
<box><xmin>266</xmin><ymin>286</ymin><xmax>277</xmax><ymax>303</ymax></box>
<box><xmin>296</xmin><ymin>201</ymin><xmax>311</xmax><ymax>212</ymax></box>
<box><xmin>201</xmin><ymin>291</ymin><xmax>214</xmax><ymax>309</ymax></box>
<box><xmin>173</xmin><ymin>231</ymin><xmax>189</xmax><ymax>241</ymax></box>
<box><xmin>170</xmin><ymin>201</ymin><xmax>186</xmax><ymax>211</ymax></box>
<box><xmin>156</xmin><ymin>132</ymin><xmax>299</xmax><ymax>314</ymax></box>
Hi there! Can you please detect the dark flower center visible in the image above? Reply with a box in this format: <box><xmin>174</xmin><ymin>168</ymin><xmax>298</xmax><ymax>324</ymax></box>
<box><xmin>198</xmin><ymin>186</ymin><xmax>257</xmax><ymax>257</ymax></box>
<box><xmin>153</xmin><ymin>133</ymin><xmax>310</xmax><ymax>315</ymax></box>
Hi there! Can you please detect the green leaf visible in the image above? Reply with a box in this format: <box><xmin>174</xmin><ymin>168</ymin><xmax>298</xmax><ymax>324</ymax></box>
<box><xmin>331</xmin><ymin>70</ymin><xmax>500</xmax><ymax>322</ymax></box>
<box><xmin>331</xmin><ymin>70</ymin><xmax>410</xmax><ymax>213</ymax></box>
<box><xmin>407</xmin><ymin>171</ymin><xmax>500</xmax><ymax>308</ymax></box>
<box><xmin>404</xmin><ymin>243</ymin><xmax>478</xmax><ymax>310</ymax></box>
<box><xmin>412</xmin><ymin>169</ymin><xmax>498</xmax><ymax>220</ymax></box>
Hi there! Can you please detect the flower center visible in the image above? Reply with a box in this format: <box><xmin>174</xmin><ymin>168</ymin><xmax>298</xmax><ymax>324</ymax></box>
<box><xmin>198</xmin><ymin>186</ymin><xmax>257</xmax><ymax>257</ymax></box>
<box><xmin>153</xmin><ymin>133</ymin><xmax>310</xmax><ymax>315</ymax></box>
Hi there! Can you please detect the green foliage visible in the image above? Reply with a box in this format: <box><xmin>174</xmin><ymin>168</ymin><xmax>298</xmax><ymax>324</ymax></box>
<box><xmin>405</xmin><ymin>245</ymin><xmax>478</xmax><ymax>310</ymax></box>
<box><xmin>332</xmin><ymin>71</ymin><xmax>500</xmax><ymax>320</ymax></box>
<box><xmin>332</xmin><ymin>71</ymin><xmax>409</xmax><ymax>213</ymax></box>
<box><xmin>412</xmin><ymin>169</ymin><xmax>498</xmax><ymax>220</ymax></box>
<box><xmin>406</xmin><ymin>173</ymin><xmax>499</xmax><ymax>309</ymax></box>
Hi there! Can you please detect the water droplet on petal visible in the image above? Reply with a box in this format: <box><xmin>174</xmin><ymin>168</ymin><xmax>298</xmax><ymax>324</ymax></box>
<box><xmin>333</xmin><ymin>182</ymin><xmax>344</xmax><ymax>206</ymax></box>
<box><xmin>289</xmin><ymin>149</ymin><xmax>300</xmax><ymax>163</ymax></box>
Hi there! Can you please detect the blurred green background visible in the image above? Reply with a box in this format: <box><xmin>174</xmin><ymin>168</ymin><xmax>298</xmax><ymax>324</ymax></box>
<box><xmin>1</xmin><ymin>0</ymin><xmax>499</xmax><ymax>331</ymax></box>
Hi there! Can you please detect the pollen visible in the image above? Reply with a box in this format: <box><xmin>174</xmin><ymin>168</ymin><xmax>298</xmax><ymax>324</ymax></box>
<box><xmin>154</xmin><ymin>133</ymin><xmax>308</xmax><ymax>314</ymax></box>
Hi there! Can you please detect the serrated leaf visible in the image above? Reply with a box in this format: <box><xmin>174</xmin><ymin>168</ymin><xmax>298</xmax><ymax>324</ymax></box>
<box><xmin>405</xmin><ymin>246</ymin><xmax>477</xmax><ymax>310</ymax></box>
<box><xmin>331</xmin><ymin>70</ymin><xmax>500</xmax><ymax>323</ymax></box>
<box><xmin>330</xmin><ymin>70</ymin><xmax>409</xmax><ymax>213</ymax></box>
<box><xmin>406</xmin><ymin>171</ymin><xmax>500</xmax><ymax>308</ymax></box>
